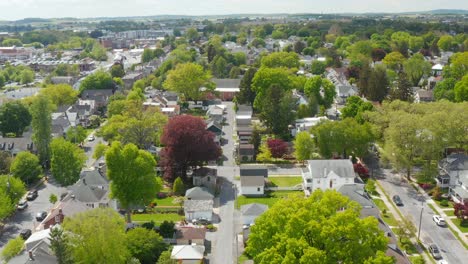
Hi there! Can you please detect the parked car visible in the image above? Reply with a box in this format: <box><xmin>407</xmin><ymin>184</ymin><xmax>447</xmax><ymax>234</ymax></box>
<box><xmin>192</xmin><ymin>218</ymin><xmax>211</xmax><ymax>225</ymax></box>
<box><xmin>429</xmin><ymin>244</ymin><xmax>442</xmax><ymax>259</ymax></box>
<box><xmin>433</xmin><ymin>215</ymin><xmax>446</xmax><ymax>226</ymax></box>
<box><xmin>17</xmin><ymin>200</ymin><xmax>28</xmax><ymax>210</ymax></box>
<box><xmin>26</xmin><ymin>190</ymin><xmax>38</xmax><ymax>201</ymax></box>
<box><xmin>35</xmin><ymin>211</ymin><xmax>47</xmax><ymax>222</ymax></box>
<box><xmin>19</xmin><ymin>229</ymin><xmax>32</xmax><ymax>240</ymax></box>
<box><xmin>87</xmin><ymin>135</ymin><xmax>95</xmax><ymax>141</ymax></box>
<box><xmin>392</xmin><ymin>195</ymin><xmax>403</xmax><ymax>206</ymax></box>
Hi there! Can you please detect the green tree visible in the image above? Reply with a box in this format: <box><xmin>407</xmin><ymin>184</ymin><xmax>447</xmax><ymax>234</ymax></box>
<box><xmin>229</xmin><ymin>66</ymin><xmax>241</xmax><ymax>78</ymax></box>
<box><xmin>365</xmin><ymin>179</ymin><xmax>377</xmax><ymax>195</ymax></box>
<box><xmin>245</xmin><ymin>190</ymin><xmax>391</xmax><ymax>264</ymax></box>
<box><xmin>367</xmin><ymin>64</ymin><xmax>389</xmax><ymax>102</ymax></box>
<box><xmin>39</xmin><ymin>84</ymin><xmax>79</xmax><ymax>107</ymax></box>
<box><xmin>63</xmin><ymin>208</ymin><xmax>130</xmax><ymax>264</ymax></box>
<box><xmin>390</xmin><ymin>71</ymin><xmax>413</xmax><ymax>102</ymax></box>
<box><xmin>106</xmin><ymin>142</ymin><xmax>162</xmax><ymax>222</ymax></box>
<box><xmin>1</xmin><ymin>38</ymin><xmax>23</xmax><ymax>47</ymax></box>
<box><xmin>304</xmin><ymin>76</ymin><xmax>336</xmax><ymax>110</ymax></box>
<box><xmin>211</xmin><ymin>55</ymin><xmax>228</xmax><ymax>78</ymax></box>
<box><xmin>382</xmin><ymin>51</ymin><xmax>406</xmax><ymax>70</ymax></box>
<box><xmin>110</xmin><ymin>64</ymin><xmax>125</xmax><ymax>78</ymax></box>
<box><xmin>409</xmin><ymin>36</ymin><xmax>424</xmax><ymax>52</ymax></box>
<box><xmin>93</xmin><ymin>142</ymin><xmax>108</xmax><ymax>160</ymax></box>
<box><xmin>163</xmin><ymin>63</ymin><xmax>213</xmax><ymax>103</ymax></box>
<box><xmin>0</xmin><ymin>175</ymin><xmax>26</xmax><ymax>219</ymax></box>
<box><xmin>185</xmin><ymin>28</ymin><xmax>199</xmax><ymax>42</ymax></box>
<box><xmin>252</xmin><ymin>67</ymin><xmax>294</xmax><ymax>108</ymax></box>
<box><xmin>65</xmin><ymin>126</ymin><xmax>87</xmax><ymax>144</ymax></box>
<box><xmin>31</xmin><ymin>95</ymin><xmax>53</xmax><ymax>166</ymax></box>
<box><xmin>49</xmin><ymin>226</ymin><xmax>73</xmax><ymax>264</ymax></box>
<box><xmin>434</xmin><ymin>77</ymin><xmax>457</xmax><ymax>101</ymax></box>
<box><xmin>20</xmin><ymin>69</ymin><xmax>35</xmax><ymax>84</ymax></box>
<box><xmin>446</xmin><ymin>52</ymin><xmax>468</xmax><ymax>80</ymax></box>
<box><xmin>1</xmin><ymin>236</ymin><xmax>24</xmax><ymax>262</ymax></box>
<box><xmin>310</xmin><ymin>60</ymin><xmax>326</xmax><ymax>75</ymax></box>
<box><xmin>10</xmin><ymin>152</ymin><xmax>42</xmax><ymax>185</ymax></box>
<box><xmin>0</xmin><ymin>101</ymin><xmax>32</xmax><ymax>137</ymax></box>
<box><xmin>403</xmin><ymin>54</ymin><xmax>431</xmax><ymax>86</ymax></box>
<box><xmin>454</xmin><ymin>74</ymin><xmax>468</xmax><ymax>102</ymax></box>
<box><xmin>261</xmin><ymin>52</ymin><xmax>300</xmax><ymax>69</ymax></box>
<box><xmin>256</xmin><ymin>142</ymin><xmax>272</xmax><ymax>163</ymax></box>
<box><xmin>0</xmin><ymin>151</ymin><xmax>12</xmax><ymax>174</ymax></box>
<box><xmin>437</xmin><ymin>35</ymin><xmax>454</xmax><ymax>51</ymax></box>
<box><xmin>50</xmin><ymin>137</ymin><xmax>86</xmax><ymax>186</ymax></box>
<box><xmin>395</xmin><ymin>216</ymin><xmax>416</xmax><ymax>243</ymax></box>
<box><xmin>126</xmin><ymin>227</ymin><xmax>167</xmax><ymax>264</ymax></box>
<box><xmin>294</xmin><ymin>131</ymin><xmax>314</xmax><ymax>162</ymax></box>
<box><xmin>340</xmin><ymin>96</ymin><xmax>374</xmax><ymax>123</ymax></box>
<box><xmin>79</xmin><ymin>70</ymin><xmax>114</xmax><ymax>92</ymax></box>
<box><xmin>236</xmin><ymin>68</ymin><xmax>257</xmax><ymax>106</ymax></box>
<box><xmin>156</xmin><ymin>249</ymin><xmax>176</xmax><ymax>264</ymax></box>
<box><xmin>49</xmin><ymin>193</ymin><xmax>58</xmax><ymax>205</ymax></box>
<box><xmin>258</xmin><ymin>85</ymin><xmax>296</xmax><ymax>137</ymax></box>
<box><xmin>172</xmin><ymin>177</ymin><xmax>185</xmax><ymax>196</ymax></box>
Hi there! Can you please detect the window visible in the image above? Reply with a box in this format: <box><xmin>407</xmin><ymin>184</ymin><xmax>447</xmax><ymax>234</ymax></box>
<box><xmin>257</xmin><ymin>187</ymin><xmax>261</xmax><ymax>192</ymax></box>
<box><xmin>207</xmin><ymin>177</ymin><xmax>210</xmax><ymax>182</ymax></box>
<box><xmin>306</xmin><ymin>179</ymin><xmax>312</xmax><ymax>183</ymax></box>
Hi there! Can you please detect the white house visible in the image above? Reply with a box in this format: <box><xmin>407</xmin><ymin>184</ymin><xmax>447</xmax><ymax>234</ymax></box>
<box><xmin>184</xmin><ymin>200</ymin><xmax>213</xmax><ymax>222</ymax></box>
<box><xmin>241</xmin><ymin>203</ymin><xmax>268</xmax><ymax>225</ymax></box>
<box><xmin>302</xmin><ymin>159</ymin><xmax>357</xmax><ymax>196</ymax></box>
<box><xmin>240</xmin><ymin>166</ymin><xmax>268</xmax><ymax>196</ymax></box>
<box><xmin>171</xmin><ymin>245</ymin><xmax>205</xmax><ymax>264</ymax></box>
<box><xmin>291</xmin><ymin>117</ymin><xmax>328</xmax><ymax>137</ymax></box>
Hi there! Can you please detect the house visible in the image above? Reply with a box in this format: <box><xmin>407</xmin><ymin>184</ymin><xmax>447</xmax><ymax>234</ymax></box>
<box><xmin>206</xmin><ymin>119</ymin><xmax>223</xmax><ymax>137</ymax></box>
<box><xmin>11</xmin><ymin>228</ymin><xmax>58</xmax><ymax>264</ymax></box>
<box><xmin>175</xmin><ymin>227</ymin><xmax>207</xmax><ymax>245</ymax></box>
<box><xmin>68</xmin><ymin>169</ymin><xmax>116</xmax><ymax>209</ymax></box>
<box><xmin>437</xmin><ymin>153</ymin><xmax>468</xmax><ymax>203</ymax></box>
<box><xmin>212</xmin><ymin>78</ymin><xmax>241</xmax><ymax>101</ymax></box>
<box><xmin>241</xmin><ymin>203</ymin><xmax>268</xmax><ymax>225</ymax></box>
<box><xmin>206</xmin><ymin>105</ymin><xmax>224</xmax><ymax>123</ymax></box>
<box><xmin>122</xmin><ymin>72</ymin><xmax>143</xmax><ymax>89</ymax></box>
<box><xmin>336</xmin><ymin>85</ymin><xmax>358</xmax><ymax>104</ymax></box>
<box><xmin>449</xmin><ymin>174</ymin><xmax>468</xmax><ymax>204</ymax></box>
<box><xmin>4</xmin><ymin>88</ymin><xmax>41</xmax><ymax>100</ymax></box>
<box><xmin>238</xmin><ymin>144</ymin><xmax>255</xmax><ymax>162</ymax></box>
<box><xmin>414</xmin><ymin>89</ymin><xmax>434</xmax><ymax>103</ymax></box>
<box><xmin>291</xmin><ymin>117</ymin><xmax>328</xmax><ymax>137</ymax></box>
<box><xmin>0</xmin><ymin>136</ymin><xmax>36</xmax><ymax>156</ymax></box>
<box><xmin>432</xmin><ymin>63</ymin><xmax>443</xmax><ymax>76</ymax></box>
<box><xmin>240</xmin><ymin>165</ymin><xmax>268</xmax><ymax>196</ymax></box>
<box><xmin>184</xmin><ymin>200</ymin><xmax>213</xmax><ymax>222</ymax></box>
<box><xmin>51</xmin><ymin>112</ymin><xmax>71</xmax><ymax>138</ymax></box>
<box><xmin>185</xmin><ymin>187</ymin><xmax>214</xmax><ymax>200</ymax></box>
<box><xmin>50</xmin><ymin>76</ymin><xmax>75</xmax><ymax>85</ymax></box>
<box><xmin>67</xmin><ymin>103</ymin><xmax>93</xmax><ymax>127</ymax></box>
<box><xmin>40</xmin><ymin>195</ymin><xmax>90</xmax><ymax>230</ymax></box>
<box><xmin>171</xmin><ymin>245</ymin><xmax>205</xmax><ymax>264</ymax></box>
<box><xmin>301</xmin><ymin>160</ymin><xmax>357</xmax><ymax>195</ymax></box>
<box><xmin>80</xmin><ymin>89</ymin><xmax>114</xmax><ymax>110</ymax></box>
<box><xmin>191</xmin><ymin>167</ymin><xmax>217</xmax><ymax>192</ymax></box>
<box><xmin>236</xmin><ymin>105</ymin><xmax>253</xmax><ymax>126</ymax></box>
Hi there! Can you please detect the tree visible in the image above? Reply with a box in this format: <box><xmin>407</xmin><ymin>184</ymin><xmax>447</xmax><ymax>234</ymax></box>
<box><xmin>156</xmin><ymin>249</ymin><xmax>176</xmax><ymax>264</ymax></box>
<box><xmin>93</xmin><ymin>142</ymin><xmax>108</xmax><ymax>160</ymax></box>
<box><xmin>258</xmin><ymin>85</ymin><xmax>296</xmax><ymax>137</ymax></box>
<box><xmin>454</xmin><ymin>201</ymin><xmax>468</xmax><ymax>224</ymax></box>
<box><xmin>395</xmin><ymin>216</ymin><xmax>416</xmax><ymax>243</ymax></box>
<box><xmin>163</xmin><ymin>63</ymin><xmax>213</xmax><ymax>103</ymax></box>
<box><xmin>311</xmin><ymin>60</ymin><xmax>326</xmax><ymax>75</ymax></box>
<box><xmin>79</xmin><ymin>70</ymin><xmax>114</xmax><ymax>92</ymax></box>
<box><xmin>158</xmin><ymin>221</ymin><xmax>175</xmax><ymax>238</ymax></box>
<box><xmin>110</xmin><ymin>64</ymin><xmax>125</xmax><ymax>78</ymax></box>
<box><xmin>39</xmin><ymin>84</ymin><xmax>78</xmax><ymax>107</ymax></box>
<box><xmin>382</xmin><ymin>51</ymin><xmax>406</xmax><ymax>70</ymax></box>
<box><xmin>454</xmin><ymin>75</ymin><xmax>468</xmax><ymax>102</ymax></box>
<box><xmin>340</xmin><ymin>96</ymin><xmax>374</xmax><ymax>123</ymax></box>
<box><xmin>252</xmin><ymin>67</ymin><xmax>294</xmax><ymax>108</ymax></box>
<box><xmin>126</xmin><ymin>227</ymin><xmax>168</xmax><ymax>264</ymax></box>
<box><xmin>31</xmin><ymin>95</ymin><xmax>52</xmax><ymax>166</ymax></box>
<box><xmin>261</xmin><ymin>52</ymin><xmax>300</xmax><ymax>68</ymax></box>
<box><xmin>236</xmin><ymin>68</ymin><xmax>257</xmax><ymax>106</ymax></box>
<box><xmin>245</xmin><ymin>190</ymin><xmax>391</xmax><ymax>264</ymax></box>
<box><xmin>403</xmin><ymin>54</ymin><xmax>431</xmax><ymax>86</ymax></box>
<box><xmin>371</xmin><ymin>48</ymin><xmax>387</xmax><ymax>62</ymax></box>
<box><xmin>50</xmin><ymin>138</ymin><xmax>86</xmax><ymax>186</ymax></box>
<box><xmin>211</xmin><ymin>55</ymin><xmax>228</xmax><ymax>78</ymax></box>
<box><xmin>160</xmin><ymin>115</ymin><xmax>221</xmax><ymax>182</ymax></box>
<box><xmin>304</xmin><ymin>76</ymin><xmax>336</xmax><ymax>110</ymax></box>
<box><xmin>229</xmin><ymin>66</ymin><xmax>241</xmax><ymax>78</ymax></box>
<box><xmin>409</xmin><ymin>36</ymin><xmax>424</xmax><ymax>52</ymax></box>
<box><xmin>0</xmin><ymin>151</ymin><xmax>12</xmax><ymax>174</ymax></box>
<box><xmin>0</xmin><ymin>175</ymin><xmax>26</xmax><ymax>219</ymax></box>
<box><xmin>106</xmin><ymin>142</ymin><xmax>161</xmax><ymax>222</ymax></box>
<box><xmin>20</xmin><ymin>69</ymin><xmax>34</xmax><ymax>84</ymax></box>
<box><xmin>62</xmin><ymin>208</ymin><xmax>130</xmax><ymax>264</ymax></box>
<box><xmin>10</xmin><ymin>152</ymin><xmax>42</xmax><ymax>185</ymax></box>
<box><xmin>365</xmin><ymin>179</ymin><xmax>376</xmax><ymax>195</ymax></box>
<box><xmin>172</xmin><ymin>177</ymin><xmax>185</xmax><ymax>196</ymax></box>
<box><xmin>49</xmin><ymin>193</ymin><xmax>58</xmax><ymax>205</ymax></box>
<box><xmin>390</xmin><ymin>71</ymin><xmax>413</xmax><ymax>102</ymax></box>
<box><xmin>65</xmin><ymin>126</ymin><xmax>87</xmax><ymax>144</ymax></box>
<box><xmin>294</xmin><ymin>131</ymin><xmax>314</xmax><ymax>162</ymax></box>
<box><xmin>1</xmin><ymin>236</ymin><xmax>24</xmax><ymax>262</ymax></box>
<box><xmin>267</xmin><ymin>138</ymin><xmax>288</xmax><ymax>158</ymax></box>
<box><xmin>0</xmin><ymin>101</ymin><xmax>32</xmax><ymax>137</ymax></box>
<box><xmin>256</xmin><ymin>142</ymin><xmax>272</xmax><ymax>163</ymax></box>
<box><xmin>446</xmin><ymin>52</ymin><xmax>468</xmax><ymax>80</ymax></box>
<box><xmin>438</xmin><ymin>35</ymin><xmax>454</xmax><ymax>51</ymax></box>
<box><xmin>367</xmin><ymin>64</ymin><xmax>389</xmax><ymax>102</ymax></box>
<box><xmin>434</xmin><ymin>77</ymin><xmax>457</xmax><ymax>101</ymax></box>
<box><xmin>185</xmin><ymin>27</ymin><xmax>199</xmax><ymax>42</ymax></box>
<box><xmin>293</xmin><ymin>41</ymin><xmax>306</xmax><ymax>54</ymax></box>
<box><xmin>49</xmin><ymin>226</ymin><xmax>73</xmax><ymax>264</ymax></box>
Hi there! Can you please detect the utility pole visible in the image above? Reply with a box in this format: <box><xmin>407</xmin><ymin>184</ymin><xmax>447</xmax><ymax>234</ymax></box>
<box><xmin>418</xmin><ymin>200</ymin><xmax>424</xmax><ymax>241</ymax></box>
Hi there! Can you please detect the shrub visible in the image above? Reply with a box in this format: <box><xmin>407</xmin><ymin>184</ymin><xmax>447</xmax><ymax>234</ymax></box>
<box><xmin>432</xmin><ymin>186</ymin><xmax>442</xmax><ymax>201</ymax></box>
<box><xmin>172</xmin><ymin>177</ymin><xmax>185</xmax><ymax>196</ymax></box>
<box><xmin>157</xmin><ymin>192</ymin><xmax>167</xmax><ymax>199</ymax></box>
<box><xmin>266</xmin><ymin>138</ymin><xmax>288</xmax><ymax>158</ymax></box>
<box><xmin>439</xmin><ymin>200</ymin><xmax>449</xmax><ymax>207</ymax></box>
<box><xmin>142</xmin><ymin>221</ymin><xmax>155</xmax><ymax>230</ymax></box>
<box><xmin>1</xmin><ymin>237</ymin><xmax>24</xmax><ymax>262</ymax></box>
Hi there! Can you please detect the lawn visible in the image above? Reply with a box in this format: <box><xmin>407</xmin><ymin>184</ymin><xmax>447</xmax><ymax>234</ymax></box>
<box><xmin>236</xmin><ymin>191</ymin><xmax>303</xmax><ymax>209</ymax></box>
<box><xmin>132</xmin><ymin>213</ymin><xmax>183</xmax><ymax>224</ymax></box>
<box><xmin>373</xmin><ymin>198</ymin><xmax>389</xmax><ymax>212</ymax></box>
<box><xmin>372</xmin><ymin>198</ymin><xmax>398</xmax><ymax>226</ymax></box>
<box><xmin>268</xmin><ymin>177</ymin><xmax>302</xmax><ymax>187</ymax></box>
<box><xmin>444</xmin><ymin>210</ymin><xmax>455</xmax><ymax>217</ymax></box>
<box><xmin>453</xmin><ymin>219</ymin><xmax>468</xmax><ymax>233</ymax></box>
<box><xmin>408</xmin><ymin>255</ymin><xmax>424</xmax><ymax>264</ymax></box>
<box><xmin>238</xmin><ymin>253</ymin><xmax>250</xmax><ymax>264</ymax></box>
<box><xmin>435</xmin><ymin>198</ymin><xmax>453</xmax><ymax>208</ymax></box>
<box><xmin>152</xmin><ymin>196</ymin><xmax>179</xmax><ymax>207</ymax></box>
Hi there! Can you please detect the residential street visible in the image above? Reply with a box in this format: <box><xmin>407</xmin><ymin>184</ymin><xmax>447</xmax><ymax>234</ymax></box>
<box><xmin>378</xmin><ymin>170</ymin><xmax>468</xmax><ymax>264</ymax></box>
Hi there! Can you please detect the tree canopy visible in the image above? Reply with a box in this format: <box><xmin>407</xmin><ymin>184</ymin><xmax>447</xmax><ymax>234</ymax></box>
<box><xmin>50</xmin><ymin>137</ymin><xmax>86</xmax><ymax>186</ymax></box>
<box><xmin>0</xmin><ymin>101</ymin><xmax>31</xmax><ymax>137</ymax></box>
<box><xmin>261</xmin><ymin>52</ymin><xmax>300</xmax><ymax>69</ymax></box>
<box><xmin>79</xmin><ymin>70</ymin><xmax>114</xmax><ymax>92</ymax></box>
<box><xmin>39</xmin><ymin>84</ymin><xmax>78</xmax><ymax>107</ymax></box>
<box><xmin>30</xmin><ymin>95</ymin><xmax>53</xmax><ymax>166</ymax></box>
<box><xmin>10</xmin><ymin>152</ymin><xmax>42</xmax><ymax>185</ymax></box>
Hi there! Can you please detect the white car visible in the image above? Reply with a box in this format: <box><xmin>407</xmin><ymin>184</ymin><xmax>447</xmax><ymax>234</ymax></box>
<box><xmin>432</xmin><ymin>215</ymin><xmax>446</xmax><ymax>226</ymax></box>
<box><xmin>87</xmin><ymin>135</ymin><xmax>95</xmax><ymax>141</ymax></box>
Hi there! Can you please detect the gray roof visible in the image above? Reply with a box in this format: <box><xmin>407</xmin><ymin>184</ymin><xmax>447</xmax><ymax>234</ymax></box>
<box><xmin>459</xmin><ymin>173</ymin><xmax>468</xmax><ymax>187</ymax></box>
<box><xmin>192</xmin><ymin>167</ymin><xmax>217</xmax><ymax>178</ymax></box>
<box><xmin>184</xmin><ymin>200</ymin><xmax>213</xmax><ymax>211</ymax></box>
<box><xmin>306</xmin><ymin>160</ymin><xmax>355</xmax><ymax>179</ymax></box>
<box><xmin>240</xmin><ymin>165</ymin><xmax>268</xmax><ymax>177</ymax></box>
<box><xmin>240</xmin><ymin>175</ymin><xmax>264</xmax><ymax>187</ymax></box>
<box><xmin>452</xmin><ymin>185</ymin><xmax>468</xmax><ymax>199</ymax></box>
<box><xmin>0</xmin><ymin>136</ymin><xmax>35</xmax><ymax>154</ymax></box>
<box><xmin>441</xmin><ymin>154</ymin><xmax>468</xmax><ymax>171</ymax></box>
<box><xmin>4</xmin><ymin>88</ymin><xmax>41</xmax><ymax>100</ymax></box>
<box><xmin>212</xmin><ymin>78</ymin><xmax>241</xmax><ymax>89</ymax></box>
<box><xmin>338</xmin><ymin>184</ymin><xmax>373</xmax><ymax>208</ymax></box>
<box><xmin>81</xmin><ymin>89</ymin><xmax>113</xmax><ymax>103</ymax></box>
<box><xmin>337</xmin><ymin>85</ymin><xmax>357</xmax><ymax>97</ymax></box>
<box><xmin>185</xmin><ymin>187</ymin><xmax>214</xmax><ymax>200</ymax></box>
<box><xmin>239</xmin><ymin>144</ymin><xmax>255</xmax><ymax>156</ymax></box>
<box><xmin>236</xmin><ymin>105</ymin><xmax>253</xmax><ymax>116</ymax></box>
<box><xmin>79</xmin><ymin>170</ymin><xmax>109</xmax><ymax>186</ymax></box>
<box><xmin>241</xmin><ymin>203</ymin><xmax>268</xmax><ymax>216</ymax></box>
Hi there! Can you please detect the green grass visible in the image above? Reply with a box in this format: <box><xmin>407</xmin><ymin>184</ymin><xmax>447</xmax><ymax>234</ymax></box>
<box><xmin>238</xmin><ymin>253</ymin><xmax>250</xmax><ymax>264</ymax></box>
<box><xmin>268</xmin><ymin>177</ymin><xmax>302</xmax><ymax>187</ymax></box>
<box><xmin>152</xmin><ymin>196</ymin><xmax>178</xmax><ymax>207</ymax></box>
<box><xmin>409</xmin><ymin>255</ymin><xmax>425</xmax><ymax>264</ymax></box>
<box><xmin>399</xmin><ymin>238</ymin><xmax>419</xmax><ymax>255</ymax></box>
<box><xmin>132</xmin><ymin>213</ymin><xmax>183</xmax><ymax>224</ymax></box>
<box><xmin>444</xmin><ymin>210</ymin><xmax>455</xmax><ymax>216</ymax></box>
<box><xmin>372</xmin><ymin>198</ymin><xmax>398</xmax><ymax>226</ymax></box>
<box><xmin>435</xmin><ymin>198</ymin><xmax>453</xmax><ymax>208</ymax></box>
<box><xmin>236</xmin><ymin>191</ymin><xmax>303</xmax><ymax>209</ymax></box>
<box><xmin>453</xmin><ymin>219</ymin><xmax>468</xmax><ymax>233</ymax></box>
<box><xmin>372</xmin><ymin>198</ymin><xmax>389</xmax><ymax>211</ymax></box>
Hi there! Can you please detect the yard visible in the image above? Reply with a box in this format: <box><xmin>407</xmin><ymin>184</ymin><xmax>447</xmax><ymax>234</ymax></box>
<box><xmin>453</xmin><ymin>219</ymin><xmax>468</xmax><ymax>233</ymax></box>
<box><xmin>236</xmin><ymin>191</ymin><xmax>303</xmax><ymax>209</ymax></box>
<box><xmin>152</xmin><ymin>196</ymin><xmax>179</xmax><ymax>207</ymax></box>
<box><xmin>132</xmin><ymin>213</ymin><xmax>183</xmax><ymax>224</ymax></box>
<box><xmin>267</xmin><ymin>176</ymin><xmax>302</xmax><ymax>187</ymax></box>
<box><xmin>372</xmin><ymin>198</ymin><xmax>399</xmax><ymax>227</ymax></box>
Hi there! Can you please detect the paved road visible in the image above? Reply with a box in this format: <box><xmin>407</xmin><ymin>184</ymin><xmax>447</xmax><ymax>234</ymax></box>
<box><xmin>378</xmin><ymin>170</ymin><xmax>468</xmax><ymax>264</ymax></box>
<box><xmin>0</xmin><ymin>179</ymin><xmax>67</xmax><ymax>250</ymax></box>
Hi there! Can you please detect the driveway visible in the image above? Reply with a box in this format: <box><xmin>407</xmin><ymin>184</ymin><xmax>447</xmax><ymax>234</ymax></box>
<box><xmin>377</xmin><ymin>170</ymin><xmax>468</xmax><ymax>264</ymax></box>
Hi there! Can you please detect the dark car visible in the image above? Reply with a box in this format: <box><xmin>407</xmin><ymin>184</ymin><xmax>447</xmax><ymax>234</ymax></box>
<box><xmin>392</xmin><ymin>195</ymin><xmax>403</xmax><ymax>206</ymax></box>
<box><xmin>36</xmin><ymin>211</ymin><xmax>47</xmax><ymax>222</ymax></box>
<box><xmin>20</xmin><ymin>229</ymin><xmax>32</xmax><ymax>240</ymax></box>
<box><xmin>26</xmin><ymin>190</ymin><xmax>38</xmax><ymax>201</ymax></box>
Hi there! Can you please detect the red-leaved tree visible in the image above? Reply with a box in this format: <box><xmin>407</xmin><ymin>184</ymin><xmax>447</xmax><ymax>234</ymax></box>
<box><xmin>267</xmin><ymin>138</ymin><xmax>288</xmax><ymax>158</ymax></box>
<box><xmin>160</xmin><ymin>115</ymin><xmax>222</xmax><ymax>182</ymax></box>
<box><xmin>454</xmin><ymin>201</ymin><xmax>468</xmax><ymax>224</ymax></box>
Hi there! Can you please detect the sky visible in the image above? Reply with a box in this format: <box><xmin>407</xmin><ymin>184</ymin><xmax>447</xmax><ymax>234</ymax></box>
<box><xmin>0</xmin><ymin>0</ymin><xmax>467</xmax><ymax>20</ymax></box>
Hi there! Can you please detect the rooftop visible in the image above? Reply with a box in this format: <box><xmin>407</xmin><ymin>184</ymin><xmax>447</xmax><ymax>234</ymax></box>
<box><xmin>184</xmin><ymin>200</ymin><xmax>214</xmax><ymax>211</ymax></box>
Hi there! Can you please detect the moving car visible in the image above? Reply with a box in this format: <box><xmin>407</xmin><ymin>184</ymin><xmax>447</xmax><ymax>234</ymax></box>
<box><xmin>19</xmin><ymin>229</ymin><xmax>32</xmax><ymax>240</ymax></box>
<box><xmin>392</xmin><ymin>195</ymin><xmax>403</xmax><ymax>206</ymax></box>
<box><xmin>17</xmin><ymin>200</ymin><xmax>28</xmax><ymax>210</ymax></box>
<box><xmin>429</xmin><ymin>244</ymin><xmax>442</xmax><ymax>259</ymax></box>
<box><xmin>432</xmin><ymin>215</ymin><xmax>446</xmax><ymax>226</ymax></box>
<box><xmin>26</xmin><ymin>190</ymin><xmax>38</xmax><ymax>201</ymax></box>
<box><xmin>36</xmin><ymin>211</ymin><xmax>47</xmax><ymax>222</ymax></box>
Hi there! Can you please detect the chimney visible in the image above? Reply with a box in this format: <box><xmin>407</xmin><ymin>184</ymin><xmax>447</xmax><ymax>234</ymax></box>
<box><xmin>28</xmin><ymin>250</ymin><xmax>34</xmax><ymax>260</ymax></box>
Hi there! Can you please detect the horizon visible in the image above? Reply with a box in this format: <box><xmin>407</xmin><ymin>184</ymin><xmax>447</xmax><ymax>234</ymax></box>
<box><xmin>0</xmin><ymin>0</ymin><xmax>467</xmax><ymax>21</ymax></box>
